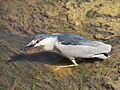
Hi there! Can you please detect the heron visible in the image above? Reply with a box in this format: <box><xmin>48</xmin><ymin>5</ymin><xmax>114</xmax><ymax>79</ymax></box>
<box><xmin>26</xmin><ymin>33</ymin><xmax>112</xmax><ymax>68</ymax></box>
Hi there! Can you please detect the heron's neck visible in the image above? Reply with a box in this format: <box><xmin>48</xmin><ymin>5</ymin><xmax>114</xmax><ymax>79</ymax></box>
<box><xmin>54</xmin><ymin>41</ymin><xmax>65</xmax><ymax>51</ymax></box>
<box><xmin>43</xmin><ymin>37</ymin><xmax>58</xmax><ymax>50</ymax></box>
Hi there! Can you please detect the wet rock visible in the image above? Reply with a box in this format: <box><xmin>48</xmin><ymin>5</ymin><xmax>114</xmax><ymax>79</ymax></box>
<box><xmin>94</xmin><ymin>34</ymin><xmax>104</xmax><ymax>40</ymax></box>
<box><xmin>0</xmin><ymin>0</ymin><xmax>120</xmax><ymax>90</ymax></box>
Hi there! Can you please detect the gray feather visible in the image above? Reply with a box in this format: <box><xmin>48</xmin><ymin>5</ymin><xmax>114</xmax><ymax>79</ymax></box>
<box><xmin>52</xmin><ymin>34</ymin><xmax>89</xmax><ymax>45</ymax></box>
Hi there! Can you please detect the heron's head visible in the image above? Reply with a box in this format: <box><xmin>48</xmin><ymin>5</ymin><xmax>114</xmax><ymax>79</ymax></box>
<box><xmin>26</xmin><ymin>34</ymin><xmax>57</xmax><ymax>50</ymax></box>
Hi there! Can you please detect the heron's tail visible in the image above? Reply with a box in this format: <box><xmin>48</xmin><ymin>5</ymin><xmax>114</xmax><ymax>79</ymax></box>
<box><xmin>91</xmin><ymin>43</ymin><xmax>112</xmax><ymax>59</ymax></box>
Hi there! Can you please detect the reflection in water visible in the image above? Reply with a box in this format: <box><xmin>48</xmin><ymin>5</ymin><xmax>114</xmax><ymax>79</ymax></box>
<box><xmin>8</xmin><ymin>51</ymin><xmax>102</xmax><ymax>65</ymax></box>
<box><xmin>8</xmin><ymin>51</ymin><xmax>103</xmax><ymax>76</ymax></box>
<box><xmin>8</xmin><ymin>51</ymin><xmax>70</xmax><ymax>65</ymax></box>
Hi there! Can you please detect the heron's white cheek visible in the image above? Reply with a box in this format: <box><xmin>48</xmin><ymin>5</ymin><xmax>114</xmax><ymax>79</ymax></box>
<box><xmin>34</xmin><ymin>42</ymin><xmax>42</xmax><ymax>47</ymax></box>
<box><xmin>36</xmin><ymin>37</ymin><xmax>57</xmax><ymax>50</ymax></box>
<box><xmin>40</xmin><ymin>37</ymin><xmax>57</xmax><ymax>45</ymax></box>
<box><xmin>34</xmin><ymin>39</ymin><xmax>51</xmax><ymax>47</ymax></box>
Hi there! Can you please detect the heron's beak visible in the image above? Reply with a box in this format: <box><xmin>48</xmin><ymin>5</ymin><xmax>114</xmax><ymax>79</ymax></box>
<box><xmin>26</xmin><ymin>43</ymin><xmax>35</xmax><ymax>48</ymax></box>
<box><xmin>22</xmin><ymin>42</ymin><xmax>35</xmax><ymax>51</ymax></box>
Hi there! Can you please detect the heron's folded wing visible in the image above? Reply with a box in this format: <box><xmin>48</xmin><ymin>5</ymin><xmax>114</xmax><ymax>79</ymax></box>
<box><xmin>57</xmin><ymin>34</ymin><xmax>89</xmax><ymax>45</ymax></box>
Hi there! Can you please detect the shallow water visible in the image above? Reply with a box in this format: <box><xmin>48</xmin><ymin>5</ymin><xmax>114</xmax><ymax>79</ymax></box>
<box><xmin>0</xmin><ymin>0</ymin><xmax>120</xmax><ymax>90</ymax></box>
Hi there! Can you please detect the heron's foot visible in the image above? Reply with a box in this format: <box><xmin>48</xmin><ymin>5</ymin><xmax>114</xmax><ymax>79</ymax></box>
<box><xmin>55</xmin><ymin>64</ymin><xmax>79</xmax><ymax>71</ymax></box>
<box><xmin>60</xmin><ymin>64</ymin><xmax>79</xmax><ymax>67</ymax></box>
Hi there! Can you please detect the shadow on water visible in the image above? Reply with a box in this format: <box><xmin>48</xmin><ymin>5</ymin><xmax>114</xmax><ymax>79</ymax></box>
<box><xmin>8</xmin><ymin>52</ymin><xmax>69</xmax><ymax>65</ymax></box>
<box><xmin>7</xmin><ymin>51</ymin><xmax>103</xmax><ymax>65</ymax></box>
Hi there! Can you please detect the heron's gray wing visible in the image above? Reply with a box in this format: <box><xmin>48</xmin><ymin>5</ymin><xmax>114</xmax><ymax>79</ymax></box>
<box><xmin>55</xmin><ymin>34</ymin><xmax>106</xmax><ymax>47</ymax></box>
<box><xmin>56</xmin><ymin>34</ymin><xmax>90</xmax><ymax>45</ymax></box>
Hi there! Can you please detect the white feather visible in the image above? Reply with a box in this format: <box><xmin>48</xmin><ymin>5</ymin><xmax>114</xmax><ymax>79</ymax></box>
<box><xmin>34</xmin><ymin>37</ymin><xmax>57</xmax><ymax>50</ymax></box>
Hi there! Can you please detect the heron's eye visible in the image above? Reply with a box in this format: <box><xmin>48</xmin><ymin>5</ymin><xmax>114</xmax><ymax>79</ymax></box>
<box><xmin>36</xmin><ymin>40</ymin><xmax>40</xmax><ymax>43</ymax></box>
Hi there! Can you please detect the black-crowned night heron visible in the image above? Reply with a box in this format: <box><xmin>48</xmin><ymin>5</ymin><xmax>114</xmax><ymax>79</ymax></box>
<box><xmin>26</xmin><ymin>34</ymin><xmax>112</xmax><ymax>67</ymax></box>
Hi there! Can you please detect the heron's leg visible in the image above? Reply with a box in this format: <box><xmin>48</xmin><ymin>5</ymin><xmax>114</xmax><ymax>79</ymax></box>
<box><xmin>60</xmin><ymin>57</ymin><xmax>79</xmax><ymax>67</ymax></box>
<box><xmin>70</xmin><ymin>57</ymin><xmax>78</xmax><ymax>66</ymax></box>
<box><xmin>55</xmin><ymin>57</ymin><xmax>79</xmax><ymax>71</ymax></box>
